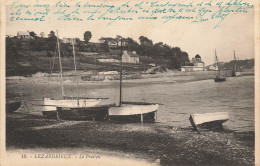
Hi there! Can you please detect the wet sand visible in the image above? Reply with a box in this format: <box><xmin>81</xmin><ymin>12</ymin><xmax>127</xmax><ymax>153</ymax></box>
<box><xmin>6</xmin><ymin>112</ymin><xmax>254</xmax><ymax>165</ymax></box>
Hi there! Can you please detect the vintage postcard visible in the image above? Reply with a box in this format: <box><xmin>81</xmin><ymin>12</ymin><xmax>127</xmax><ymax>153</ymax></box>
<box><xmin>0</xmin><ymin>0</ymin><xmax>259</xmax><ymax>165</ymax></box>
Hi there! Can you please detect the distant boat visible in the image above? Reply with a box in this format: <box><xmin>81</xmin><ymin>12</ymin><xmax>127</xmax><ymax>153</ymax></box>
<box><xmin>6</xmin><ymin>101</ymin><xmax>21</xmax><ymax>113</ymax></box>
<box><xmin>231</xmin><ymin>51</ymin><xmax>241</xmax><ymax>77</ymax></box>
<box><xmin>189</xmin><ymin>112</ymin><xmax>229</xmax><ymax>131</ymax></box>
<box><xmin>214</xmin><ymin>49</ymin><xmax>226</xmax><ymax>82</ymax></box>
<box><xmin>43</xmin><ymin>31</ymin><xmax>102</xmax><ymax>118</ymax></box>
<box><xmin>108</xmin><ymin>38</ymin><xmax>159</xmax><ymax>123</ymax></box>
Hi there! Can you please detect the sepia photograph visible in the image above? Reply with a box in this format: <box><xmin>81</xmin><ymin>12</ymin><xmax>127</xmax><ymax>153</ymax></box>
<box><xmin>1</xmin><ymin>0</ymin><xmax>259</xmax><ymax>165</ymax></box>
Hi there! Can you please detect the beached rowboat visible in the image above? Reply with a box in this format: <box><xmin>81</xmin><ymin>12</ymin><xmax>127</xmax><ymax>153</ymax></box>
<box><xmin>189</xmin><ymin>112</ymin><xmax>229</xmax><ymax>131</ymax></box>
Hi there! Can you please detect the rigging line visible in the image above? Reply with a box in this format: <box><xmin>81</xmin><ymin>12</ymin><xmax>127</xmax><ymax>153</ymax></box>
<box><xmin>56</xmin><ymin>30</ymin><xmax>65</xmax><ymax>98</ymax></box>
<box><xmin>44</xmin><ymin>40</ymin><xmax>58</xmax><ymax>97</ymax></box>
<box><xmin>72</xmin><ymin>38</ymin><xmax>80</xmax><ymax>106</ymax></box>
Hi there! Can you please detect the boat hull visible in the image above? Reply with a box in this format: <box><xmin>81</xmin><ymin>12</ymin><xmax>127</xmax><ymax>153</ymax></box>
<box><xmin>42</xmin><ymin>110</ymin><xmax>58</xmax><ymax>118</ymax></box>
<box><xmin>43</xmin><ymin>98</ymin><xmax>101</xmax><ymax>117</ymax></box>
<box><xmin>108</xmin><ymin>102</ymin><xmax>159</xmax><ymax>123</ymax></box>
<box><xmin>6</xmin><ymin>102</ymin><xmax>21</xmax><ymax>113</ymax></box>
<box><xmin>109</xmin><ymin>111</ymin><xmax>156</xmax><ymax>123</ymax></box>
<box><xmin>189</xmin><ymin>112</ymin><xmax>229</xmax><ymax>131</ymax></box>
<box><xmin>57</xmin><ymin>105</ymin><xmax>111</xmax><ymax>121</ymax></box>
<box><xmin>214</xmin><ymin>77</ymin><xmax>226</xmax><ymax>82</ymax></box>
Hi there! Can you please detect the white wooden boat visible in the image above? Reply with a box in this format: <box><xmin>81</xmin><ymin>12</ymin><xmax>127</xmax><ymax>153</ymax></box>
<box><xmin>109</xmin><ymin>102</ymin><xmax>159</xmax><ymax>123</ymax></box>
<box><xmin>43</xmin><ymin>98</ymin><xmax>101</xmax><ymax>117</ymax></box>
<box><xmin>189</xmin><ymin>112</ymin><xmax>229</xmax><ymax>131</ymax></box>
<box><xmin>42</xmin><ymin>33</ymin><xmax>102</xmax><ymax>118</ymax></box>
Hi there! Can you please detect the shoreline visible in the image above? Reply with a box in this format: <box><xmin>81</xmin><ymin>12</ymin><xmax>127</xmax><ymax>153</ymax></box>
<box><xmin>6</xmin><ymin>112</ymin><xmax>254</xmax><ymax>165</ymax></box>
<box><xmin>6</xmin><ymin>71</ymin><xmax>254</xmax><ymax>85</ymax></box>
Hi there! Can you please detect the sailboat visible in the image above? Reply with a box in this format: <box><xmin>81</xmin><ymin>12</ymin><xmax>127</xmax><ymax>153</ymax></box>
<box><xmin>231</xmin><ymin>51</ymin><xmax>241</xmax><ymax>77</ymax></box>
<box><xmin>214</xmin><ymin>50</ymin><xmax>226</xmax><ymax>82</ymax></box>
<box><xmin>108</xmin><ymin>38</ymin><xmax>159</xmax><ymax>123</ymax></box>
<box><xmin>42</xmin><ymin>31</ymin><xmax>102</xmax><ymax>118</ymax></box>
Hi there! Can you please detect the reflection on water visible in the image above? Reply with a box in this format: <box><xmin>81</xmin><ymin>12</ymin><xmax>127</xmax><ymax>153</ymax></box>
<box><xmin>7</xmin><ymin>76</ymin><xmax>254</xmax><ymax>131</ymax></box>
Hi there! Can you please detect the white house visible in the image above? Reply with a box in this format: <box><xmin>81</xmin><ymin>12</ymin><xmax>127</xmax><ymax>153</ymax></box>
<box><xmin>62</xmin><ymin>37</ymin><xmax>74</xmax><ymax>44</ymax></box>
<box><xmin>122</xmin><ymin>51</ymin><xmax>139</xmax><ymax>64</ymax></box>
<box><xmin>40</xmin><ymin>32</ymin><xmax>45</xmax><ymax>38</ymax></box>
<box><xmin>207</xmin><ymin>65</ymin><xmax>218</xmax><ymax>71</ymax></box>
<box><xmin>181</xmin><ymin>55</ymin><xmax>205</xmax><ymax>72</ymax></box>
<box><xmin>17</xmin><ymin>30</ymin><xmax>31</xmax><ymax>39</ymax></box>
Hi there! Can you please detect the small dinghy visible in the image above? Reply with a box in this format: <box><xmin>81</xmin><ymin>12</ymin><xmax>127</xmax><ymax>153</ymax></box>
<box><xmin>189</xmin><ymin>112</ymin><xmax>229</xmax><ymax>131</ymax></box>
<box><xmin>6</xmin><ymin>101</ymin><xmax>21</xmax><ymax>113</ymax></box>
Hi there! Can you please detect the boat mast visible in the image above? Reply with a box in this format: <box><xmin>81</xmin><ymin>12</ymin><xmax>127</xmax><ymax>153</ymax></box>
<box><xmin>72</xmin><ymin>38</ymin><xmax>79</xmax><ymax>106</ymax></box>
<box><xmin>215</xmin><ymin>49</ymin><xmax>220</xmax><ymax>77</ymax></box>
<box><xmin>56</xmin><ymin>30</ymin><xmax>65</xmax><ymax>98</ymax></box>
<box><xmin>234</xmin><ymin>50</ymin><xmax>237</xmax><ymax>72</ymax></box>
<box><xmin>119</xmin><ymin>37</ymin><xmax>123</xmax><ymax>106</ymax></box>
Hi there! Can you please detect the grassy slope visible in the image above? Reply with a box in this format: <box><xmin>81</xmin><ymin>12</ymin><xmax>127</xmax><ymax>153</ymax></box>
<box><xmin>6</xmin><ymin>50</ymin><xmax>152</xmax><ymax>76</ymax></box>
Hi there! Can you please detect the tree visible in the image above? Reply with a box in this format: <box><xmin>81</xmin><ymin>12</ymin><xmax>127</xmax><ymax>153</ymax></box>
<box><xmin>115</xmin><ymin>35</ymin><xmax>121</xmax><ymax>49</ymax></box>
<box><xmin>47</xmin><ymin>31</ymin><xmax>57</xmax><ymax>51</ymax></box>
<box><xmin>101</xmin><ymin>40</ymin><xmax>109</xmax><ymax>52</ymax></box>
<box><xmin>195</xmin><ymin>54</ymin><xmax>201</xmax><ymax>59</ymax></box>
<box><xmin>125</xmin><ymin>37</ymin><xmax>139</xmax><ymax>51</ymax></box>
<box><xmin>29</xmin><ymin>31</ymin><xmax>37</xmax><ymax>38</ymax></box>
<box><xmin>138</xmin><ymin>36</ymin><xmax>153</xmax><ymax>56</ymax></box>
<box><xmin>84</xmin><ymin>31</ymin><xmax>92</xmax><ymax>43</ymax></box>
<box><xmin>48</xmin><ymin>31</ymin><xmax>56</xmax><ymax>38</ymax></box>
<box><xmin>139</xmin><ymin>36</ymin><xmax>153</xmax><ymax>46</ymax></box>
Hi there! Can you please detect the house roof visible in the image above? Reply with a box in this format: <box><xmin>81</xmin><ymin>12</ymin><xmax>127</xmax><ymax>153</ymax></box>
<box><xmin>125</xmin><ymin>51</ymin><xmax>139</xmax><ymax>57</ymax></box>
<box><xmin>192</xmin><ymin>58</ymin><xmax>204</xmax><ymax>63</ymax></box>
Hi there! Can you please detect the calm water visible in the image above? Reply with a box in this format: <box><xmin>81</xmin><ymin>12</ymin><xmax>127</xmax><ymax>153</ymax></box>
<box><xmin>95</xmin><ymin>76</ymin><xmax>254</xmax><ymax>131</ymax></box>
<box><xmin>7</xmin><ymin>76</ymin><xmax>255</xmax><ymax>131</ymax></box>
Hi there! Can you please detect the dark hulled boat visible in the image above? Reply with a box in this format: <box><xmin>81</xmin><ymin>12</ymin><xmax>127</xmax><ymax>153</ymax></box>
<box><xmin>214</xmin><ymin>76</ymin><xmax>226</xmax><ymax>82</ymax></box>
<box><xmin>56</xmin><ymin>104</ymin><xmax>114</xmax><ymax>121</ymax></box>
<box><xmin>214</xmin><ymin>50</ymin><xmax>226</xmax><ymax>82</ymax></box>
<box><xmin>6</xmin><ymin>101</ymin><xmax>21</xmax><ymax>113</ymax></box>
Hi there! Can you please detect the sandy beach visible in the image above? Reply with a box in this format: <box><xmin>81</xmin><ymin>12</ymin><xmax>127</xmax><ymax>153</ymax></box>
<box><xmin>6</xmin><ymin>112</ymin><xmax>254</xmax><ymax>165</ymax></box>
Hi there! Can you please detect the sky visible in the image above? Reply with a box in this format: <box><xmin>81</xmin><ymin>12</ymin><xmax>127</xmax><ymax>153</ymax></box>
<box><xmin>5</xmin><ymin>0</ymin><xmax>255</xmax><ymax>66</ymax></box>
